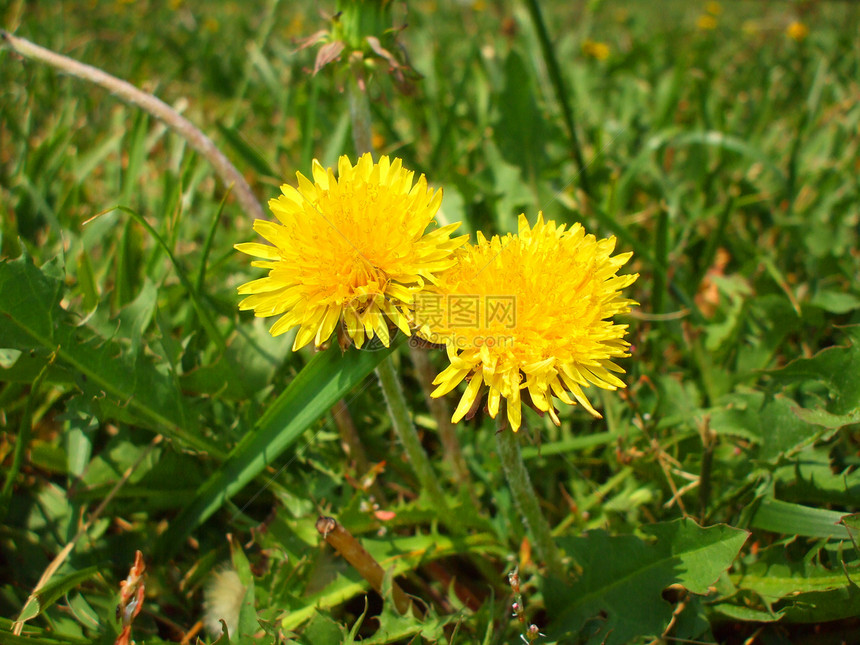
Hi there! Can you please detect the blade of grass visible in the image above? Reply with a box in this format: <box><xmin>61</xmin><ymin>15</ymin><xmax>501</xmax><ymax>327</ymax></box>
<box><xmin>695</xmin><ymin>194</ymin><xmax>735</xmax><ymax>289</ymax></box>
<box><xmin>216</xmin><ymin>121</ymin><xmax>277</xmax><ymax>179</ymax></box>
<box><xmin>102</xmin><ymin>206</ymin><xmax>227</xmax><ymax>355</ymax></box>
<box><xmin>0</xmin><ymin>355</ymin><xmax>52</xmax><ymax>522</ymax></box>
<box><xmin>653</xmin><ymin>209</ymin><xmax>669</xmax><ymax>314</ymax></box>
<box><xmin>751</xmin><ymin>498</ymin><xmax>851</xmax><ymax>540</ymax></box>
<box><xmin>590</xmin><ymin>203</ymin><xmax>703</xmax><ymax>323</ymax></box>
<box><xmin>195</xmin><ymin>191</ymin><xmax>230</xmax><ymax>294</ymax></box>
<box><xmin>522</xmin><ymin>0</ymin><xmax>591</xmax><ymax>196</ymax></box>
<box><xmin>154</xmin><ymin>338</ymin><xmax>405</xmax><ymax>561</ymax></box>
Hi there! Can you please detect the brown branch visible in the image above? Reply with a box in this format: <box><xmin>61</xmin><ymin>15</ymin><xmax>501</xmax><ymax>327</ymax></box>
<box><xmin>1</xmin><ymin>30</ymin><xmax>265</xmax><ymax>222</ymax></box>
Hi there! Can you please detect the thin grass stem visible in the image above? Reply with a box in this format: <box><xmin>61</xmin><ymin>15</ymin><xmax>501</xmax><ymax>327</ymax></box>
<box><xmin>495</xmin><ymin>421</ymin><xmax>562</xmax><ymax>572</ymax></box>
<box><xmin>376</xmin><ymin>354</ymin><xmax>453</xmax><ymax>523</ymax></box>
<box><xmin>0</xmin><ymin>30</ymin><xmax>264</xmax><ymax>221</ymax></box>
<box><xmin>522</xmin><ymin>0</ymin><xmax>591</xmax><ymax>197</ymax></box>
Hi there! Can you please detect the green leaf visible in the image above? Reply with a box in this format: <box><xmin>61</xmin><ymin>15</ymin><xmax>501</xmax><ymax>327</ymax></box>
<box><xmin>808</xmin><ymin>290</ymin><xmax>860</xmax><ymax>314</ymax></box>
<box><xmin>216</xmin><ymin>121</ymin><xmax>278</xmax><ymax>178</ymax></box>
<box><xmin>16</xmin><ymin>566</ymin><xmax>101</xmax><ymax>625</ymax></box>
<box><xmin>279</xmin><ymin>530</ymin><xmax>502</xmax><ymax>631</ymax></box>
<box><xmin>494</xmin><ymin>51</ymin><xmax>544</xmax><ymax>183</ymax></box>
<box><xmin>119</xmin><ymin>110</ymin><xmax>150</xmax><ymax>206</ymax></box>
<box><xmin>781</xmin><ymin>584</ymin><xmax>860</xmax><ymax>623</ymax></box>
<box><xmin>0</xmin><ymin>355</ymin><xmax>50</xmax><ymax>520</ymax></box>
<box><xmin>345</xmin><ymin>598</ymin><xmax>369</xmax><ymax>641</ymax></box>
<box><xmin>710</xmin><ymin>602</ymin><xmax>784</xmax><ymax>623</ymax></box>
<box><xmin>773</xmin><ymin>452</ymin><xmax>860</xmax><ymax>507</ymax></box>
<box><xmin>63</xmin><ymin>398</ymin><xmax>98</xmax><ymax>479</ymax></box>
<box><xmin>0</xmin><ymin>254</ymin><xmax>218</xmax><ymax>456</ymax></box>
<box><xmin>0</xmin><ymin>347</ymin><xmax>53</xmax><ymax>383</ymax></box>
<box><xmin>792</xmin><ymin>404</ymin><xmax>860</xmax><ymax>430</ymax></box>
<box><xmin>768</xmin><ymin>325</ymin><xmax>860</xmax><ymax>418</ymax></box>
<box><xmin>521</xmin><ymin>423</ymin><xmax>645</xmax><ymax>460</ymax></box>
<box><xmin>0</xmin><ymin>630</ymin><xmax>90</xmax><ymax>645</ymax></box>
<box><xmin>230</xmin><ymin>537</ymin><xmax>259</xmax><ymax>642</ymax></box>
<box><xmin>841</xmin><ymin>513</ymin><xmax>860</xmax><ymax>553</ymax></box>
<box><xmin>115</xmin><ymin>278</ymin><xmax>158</xmax><ymax>358</ymax></box>
<box><xmin>732</xmin><ymin>543</ymin><xmax>860</xmax><ymax>623</ymax></box>
<box><xmin>546</xmin><ymin>519</ymin><xmax>748</xmax><ymax>644</ymax></box>
<box><xmin>211</xmin><ymin>620</ymin><xmax>232</xmax><ymax>645</ymax></box>
<box><xmin>300</xmin><ymin>613</ymin><xmax>346</xmax><ymax>645</ymax></box>
<box><xmin>758</xmin><ymin>394</ymin><xmax>830</xmax><ymax>462</ymax></box>
<box><xmin>750</xmin><ymin>498</ymin><xmax>851</xmax><ymax>540</ymax></box>
<box><xmin>358</xmin><ymin>569</ymin><xmax>450</xmax><ymax>644</ymax></box>
<box><xmin>154</xmin><ymin>338</ymin><xmax>404</xmax><ymax>561</ymax></box>
<box><xmin>708</xmin><ymin>390</ymin><xmax>843</xmax><ymax>461</ymax></box>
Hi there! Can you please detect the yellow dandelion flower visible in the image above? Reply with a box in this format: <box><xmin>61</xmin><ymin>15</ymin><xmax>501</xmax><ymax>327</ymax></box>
<box><xmin>235</xmin><ymin>154</ymin><xmax>466</xmax><ymax>351</ymax></box>
<box><xmin>424</xmin><ymin>213</ymin><xmax>638</xmax><ymax>432</ymax></box>
<box><xmin>786</xmin><ymin>21</ymin><xmax>809</xmax><ymax>42</ymax></box>
<box><xmin>582</xmin><ymin>39</ymin><xmax>610</xmax><ymax>61</ymax></box>
<box><xmin>371</xmin><ymin>132</ymin><xmax>386</xmax><ymax>151</ymax></box>
<box><xmin>696</xmin><ymin>15</ymin><xmax>718</xmax><ymax>31</ymax></box>
<box><xmin>705</xmin><ymin>1</ymin><xmax>722</xmax><ymax>16</ymax></box>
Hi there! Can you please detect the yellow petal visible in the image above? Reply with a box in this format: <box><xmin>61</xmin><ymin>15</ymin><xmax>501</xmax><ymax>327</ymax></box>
<box><xmin>452</xmin><ymin>372</ymin><xmax>483</xmax><ymax>423</ymax></box>
<box><xmin>234</xmin><ymin>242</ymin><xmax>280</xmax><ymax>260</ymax></box>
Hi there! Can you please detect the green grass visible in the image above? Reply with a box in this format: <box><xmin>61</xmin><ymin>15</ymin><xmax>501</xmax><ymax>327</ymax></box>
<box><xmin>2</xmin><ymin>0</ymin><xmax>860</xmax><ymax>643</ymax></box>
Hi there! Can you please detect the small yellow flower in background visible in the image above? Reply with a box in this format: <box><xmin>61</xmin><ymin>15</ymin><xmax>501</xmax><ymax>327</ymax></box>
<box><xmin>786</xmin><ymin>21</ymin><xmax>809</xmax><ymax>42</ymax></box>
<box><xmin>696</xmin><ymin>15</ymin><xmax>718</xmax><ymax>31</ymax></box>
<box><xmin>236</xmin><ymin>154</ymin><xmax>466</xmax><ymax>351</ymax></box>
<box><xmin>371</xmin><ymin>132</ymin><xmax>386</xmax><ymax>151</ymax></box>
<box><xmin>424</xmin><ymin>213</ymin><xmax>638</xmax><ymax>431</ymax></box>
<box><xmin>705</xmin><ymin>1</ymin><xmax>722</xmax><ymax>16</ymax></box>
<box><xmin>582</xmin><ymin>39</ymin><xmax>610</xmax><ymax>61</ymax></box>
<box><xmin>203</xmin><ymin>17</ymin><xmax>220</xmax><ymax>33</ymax></box>
<box><xmin>741</xmin><ymin>19</ymin><xmax>759</xmax><ymax>35</ymax></box>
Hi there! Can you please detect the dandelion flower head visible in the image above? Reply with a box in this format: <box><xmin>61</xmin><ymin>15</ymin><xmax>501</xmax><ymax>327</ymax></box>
<box><xmin>786</xmin><ymin>21</ymin><xmax>809</xmax><ymax>42</ymax></box>
<box><xmin>425</xmin><ymin>213</ymin><xmax>638</xmax><ymax>431</ymax></box>
<box><xmin>235</xmin><ymin>154</ymin><xmax>466</xmax><ymax>350</ymax></box>
<box><xmin>582</xmin><ymin>39</ymin><xmax>610</xmax><ymax>61</ymax></box>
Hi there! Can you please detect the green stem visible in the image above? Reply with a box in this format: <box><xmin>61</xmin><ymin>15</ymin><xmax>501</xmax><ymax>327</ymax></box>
<box><xmin>495</xmin><ymin>424</ymin><xmax>561</xmax><ymax>571</ymax></box>
<box><xmin>345</xmin><ymin>54</ymin><xmax>454</xmax><ymax>527</ymax></box>
<box><xmin>522</xmin><ymin>0</ymin><xmax>591</xmax><ymax>197</ymax></box>
<box><xmin>410</xmin><ymin>344</ymin><xmax>474</xmax><ymax>495</ymax></box>
<box><xmin>376</xmin><ymin>355</ymin><xmax>452</xmax><ymax>523</ymax></box>
<box><xmin>0</xmin><ymin>357</ymin><xmax>51</xmax><ymax>521</ymax></box>
<box><xmin>347</xmin><ymin>56</ymin><xmax>373</xmax><ymax>157</ymax></box>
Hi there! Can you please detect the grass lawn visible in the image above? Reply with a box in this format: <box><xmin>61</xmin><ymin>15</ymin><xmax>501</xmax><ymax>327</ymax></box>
<box><xmin>2</xmin><ymin>1</ymin><xmax>860</xmax><ymax>643</ymax></box>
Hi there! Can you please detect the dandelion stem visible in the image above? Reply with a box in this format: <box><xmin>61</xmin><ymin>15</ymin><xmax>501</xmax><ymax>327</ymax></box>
<box><xmin>0</xmin><ymin>30</ymin><xmax>264</xmax><ymax>221</ymax></box>
<box><xmin>345</xmin><ymin>54</ymin><xmax>456</xmax><ymax>528</ymax></box>
<box><xmin>376</xmin><ymin>355</ymin><xmax>453</xmax><ymax>523</ymax></box>
<box><xmin>410</xmin><ymin>345</ymin><xmax>475</xmax><ymax>496</ymax></box>
<box><xmin>347</xmin><ymin>55</ymin><xmax>374</xmax><ymax>158</ymax></box>
<box><xmin>495</xmin><ymin>423</ymin><xmax>562</xmax><ymax>571</ymax></box>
